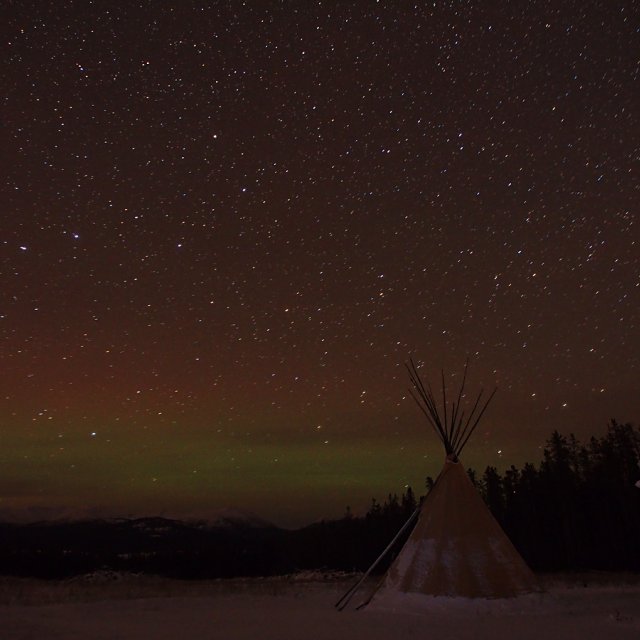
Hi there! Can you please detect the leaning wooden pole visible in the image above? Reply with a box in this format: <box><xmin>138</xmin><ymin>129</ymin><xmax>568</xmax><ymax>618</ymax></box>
<box><xmin>334</xmin><ymin>506</ymin><xmax>421</xmax><ymax>612</ymax></box>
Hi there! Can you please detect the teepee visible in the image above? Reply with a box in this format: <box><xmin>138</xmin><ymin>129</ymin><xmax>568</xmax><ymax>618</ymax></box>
<box><xmin>337</xmin><ymin>360</ymin><xmax>537</xmax><ymax>610</ymax></box>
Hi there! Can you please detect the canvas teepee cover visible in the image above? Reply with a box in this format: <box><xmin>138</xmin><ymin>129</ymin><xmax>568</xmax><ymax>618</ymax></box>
<box><xmin>376</xmin><ymin>456</ymin><xmax>537</xmax><ymax>600</ymax></box>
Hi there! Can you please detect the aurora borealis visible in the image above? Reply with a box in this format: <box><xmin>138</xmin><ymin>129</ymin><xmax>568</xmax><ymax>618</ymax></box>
<box><xmin>1</xmin><ymin>2</ymin><xmax>638</xmax><ymax>527</ymax></box>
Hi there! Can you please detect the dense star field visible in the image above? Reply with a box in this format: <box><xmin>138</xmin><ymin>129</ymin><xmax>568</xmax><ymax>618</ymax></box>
<box><xmin>1</xmin><ymin>2</ymin><xmax>638</xmax><ymax>527</ymax></box>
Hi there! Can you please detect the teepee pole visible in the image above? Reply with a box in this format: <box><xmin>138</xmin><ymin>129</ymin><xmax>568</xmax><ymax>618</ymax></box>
<box><xmin>406</xmin><ymin>360</ymin><xmax>447</xmax><ymax>446</ymax></box>
<box><xmin>451</xmin><ymin>388</ymin><xmax>485</xmax><ymax>455</ymax></box>
<box><xmin>449</xmin><ymin>360</ymin><xmax>469</xmax><ymax>446</ymax></box>
<box><xmin>455</xmin><ymin>386</ymin><xmax>497</xmax><ymax>456</ymax></box>
<box><xmin>335</xmin><ymin>506</ymin><xmax>421</xmax><ymax>612</ymax></box>
<box><xmin>441</xmin><ymin>369</ymin><xmax>449</xmax><ymax>448</ymax></box>
<box><xmin>354</xmin><ymin>573</ymin><xmax>387</xmax><ymax>610</ymax></box>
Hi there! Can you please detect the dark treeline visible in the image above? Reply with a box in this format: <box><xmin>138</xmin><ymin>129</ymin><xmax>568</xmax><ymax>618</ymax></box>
<box><xmin>1</xmin><ymin>422</ymin><xmax>638</xmax><ymax>579</ymax></box>
<box><xmin>467</xmin><ymin>420</ymin><xmax>640</xmax><ymax>571</ymax></box>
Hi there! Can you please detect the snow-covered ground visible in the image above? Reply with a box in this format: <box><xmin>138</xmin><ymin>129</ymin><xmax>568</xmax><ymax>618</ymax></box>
<box><xmin>1</xmin><ymin>572</ymin><xmax>639</xmax><ymax>639</ymax></box>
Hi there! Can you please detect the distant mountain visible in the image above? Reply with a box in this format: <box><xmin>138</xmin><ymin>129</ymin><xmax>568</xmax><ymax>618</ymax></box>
<box><xmin>0</xmin><ymin>514</ymin><xmax>291</xmax><ymax>579</ymax></box>
<box><xmin>0</xmin><ymin>511</ymin><xmax>395</xmax><ymax>580</ymax></box>
<box><xmin>205</xmin><ymin>508</ymin><xmax>277</xmax><ymax>529</ymax></box>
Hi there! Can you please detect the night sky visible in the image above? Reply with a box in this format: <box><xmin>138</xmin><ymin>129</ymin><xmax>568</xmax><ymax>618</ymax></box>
<box><xmin>2</xmin><ymin>2</ymin><xmax>638</xmax><ymax>527</ymax></box>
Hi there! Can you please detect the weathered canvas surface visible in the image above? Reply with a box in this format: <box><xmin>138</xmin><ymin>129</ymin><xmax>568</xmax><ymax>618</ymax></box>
<box><xmin>376</xmin><ymin>459</ymin><xmax>538</xmax><ymax>601</ymax></box>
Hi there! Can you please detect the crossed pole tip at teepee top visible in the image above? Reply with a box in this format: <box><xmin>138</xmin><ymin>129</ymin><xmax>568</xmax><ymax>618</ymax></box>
<box><xmin>405</xmin><ymin>357</ymin><xmax>497</xmax><ymax>461</ymax></box>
